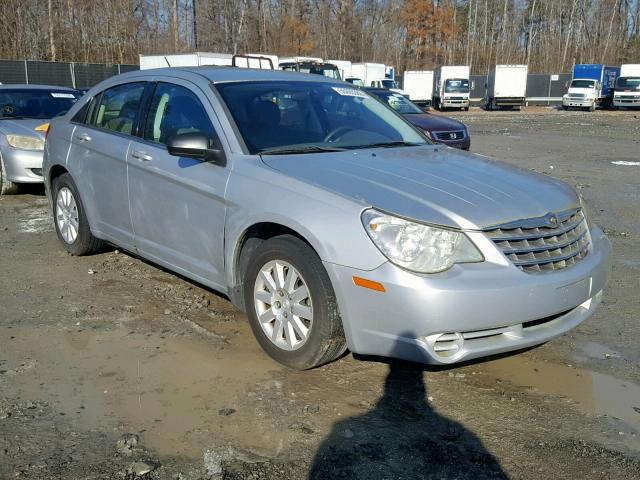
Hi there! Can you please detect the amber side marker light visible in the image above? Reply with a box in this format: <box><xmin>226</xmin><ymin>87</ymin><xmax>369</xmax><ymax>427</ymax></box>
<box><xmin>352</xmin><ymin>276</ymin><xmax>386</xmax><ymax>292</ymax></box>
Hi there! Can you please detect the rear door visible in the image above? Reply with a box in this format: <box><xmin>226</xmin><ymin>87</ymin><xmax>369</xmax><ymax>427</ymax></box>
<box><xmin>127</xmin><ymin>79</ymin><xmax>231</xmax><ymax>288</ymax></box>
<box><xmin>69</xmin><ymin>81</ymin><xmax>147</xmax><ymax>249</ymax></box>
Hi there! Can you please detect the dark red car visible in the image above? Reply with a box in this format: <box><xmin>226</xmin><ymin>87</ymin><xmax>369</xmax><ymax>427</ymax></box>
<box><xmin>366</xmin><ymin>88</ymin><xmax>471</xmax><ymax>150</ymax></box>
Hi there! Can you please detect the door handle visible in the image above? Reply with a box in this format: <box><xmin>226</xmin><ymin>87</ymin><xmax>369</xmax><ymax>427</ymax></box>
<box><xmin>75</xmin><ymin>133</ymin><xmax>91</xmax><ymax>142</ymax></box>
<box><xmin>131</xmin><ymin>150</ymin><xmax>152</xmax><ymax>162</ymax></box>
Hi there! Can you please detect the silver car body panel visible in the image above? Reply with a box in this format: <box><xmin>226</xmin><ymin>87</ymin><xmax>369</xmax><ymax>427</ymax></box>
<box><xmin>43</xmin><ymin>67</ymin><xmax>612</xmax><ymax>364</ymax></box>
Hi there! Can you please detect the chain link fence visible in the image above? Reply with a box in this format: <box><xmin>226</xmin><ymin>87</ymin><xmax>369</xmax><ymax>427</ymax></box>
<box><xmin>0</xmin><ymin>60</ymin><xmax>139</xmax><ymax>89</ymax></box>
<box><xmin>1</xmin><ymin>59</ymin><xmax>572</xmax><ymax>105</ymax></box>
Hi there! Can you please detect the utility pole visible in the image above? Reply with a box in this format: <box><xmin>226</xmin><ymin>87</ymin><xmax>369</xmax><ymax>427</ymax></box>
<box><xmin>193</xmin><ymin>0</ymin><xmax>198</xmax><ymax>49</ymax></box>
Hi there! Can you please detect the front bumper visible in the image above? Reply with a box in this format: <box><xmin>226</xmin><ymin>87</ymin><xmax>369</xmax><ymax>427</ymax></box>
<box><xmin>613</xmin><ymin>96</ymin><xmax>640</xmax><ymax>107</ymax></box>
<box><xmin>1</xmin><ymin>145</ymin><xmax>44</xmax><ymax>183</ymax></box>
<box><xmin>562</xmin><ymin>98</ymin><xmax>595</xmax><ymax>108</ymax></box>
<box><xmin>441</xmin><ymin>98</ymin><xmax>469</xmax><ymax>108</ymax></box>
<box><xmin>325</xmin><ymin>226</ymin><xmax>612</xmax><ymax>365</ymax></box>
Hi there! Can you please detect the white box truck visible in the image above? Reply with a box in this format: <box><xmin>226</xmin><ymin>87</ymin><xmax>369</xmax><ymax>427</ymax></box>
<box><xmin>351</xmin><ymin>63</ymin><xmax>386</xmax><ymax>87</ymax></box>
<box><xmin>613</xmin><ymin>64</ymin><xmax>640</xmax><ymax>109</ymax></box>
<box><xmin>486</xmin><ymin>64</ymin><xmax>528</xmax><ymax>110</ymax></box>
<box><xmin>139</xmin><ymin>52</ymin><xmax>233</xmax><ymax>69</ymax></box>
<box><xmin>328</xmin><ymin>60</ymin><xmax>352</xmax><ymax>80</ymax></box>
<box><xmin>402</xmin><ymin>70</ymin><xmax>434</xmax><ymax>106</ymax></box>
<box><xmin>433</xmin><ymin>66</ymin><xmax>471</xmax><ymax>110</ymax></box>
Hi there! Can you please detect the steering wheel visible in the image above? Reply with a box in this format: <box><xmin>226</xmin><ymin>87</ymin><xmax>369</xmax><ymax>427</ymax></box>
<box><xmin>324</xmin><ymin>126</ymin><xmax>353</xmax><ymax>143</ymax></box>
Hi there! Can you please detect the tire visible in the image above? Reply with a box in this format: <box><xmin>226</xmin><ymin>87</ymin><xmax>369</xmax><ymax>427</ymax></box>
<box><xmin>243</xmin><ymin>235</ymin><xmax>346</xmax><ymax>370</ymax></box>
<box><xmin>562</xmin><ymin>105</ymin><xmax>568</xmax><ymax>111</ymax></box>
<box><xmin>0</xmin><ymin>156</ymin><xmax>19</xmax><ymax>195</ymax></box>
<box><xmin>589</xmin><ymin>103</ymin><xmax>596</xmax><ymax>112</ymax></box>
<box><xmin>463</xmin><ymin>107</ymin><xmax>469</xmax><ymax>111</ymax></box>
<box><xmin>52</xmin><ymin>173</ymin><xmax>103</xmax><ymax>255</ymax></box>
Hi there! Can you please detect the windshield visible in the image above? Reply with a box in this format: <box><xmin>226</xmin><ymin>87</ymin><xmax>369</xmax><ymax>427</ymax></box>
<box><xmin>215</xmin><ymin>81</ymin><xmax>428</xmax><ymax>154</ymax></box>
<box><xmin>444</xmin><ymin>79</ymin><xmax>469</xmax><ymax>94</ymax></box>
<box><xmin>0</xmin><ymin>88</ymin><xmax>80</xmax><ymax>119</ymax></box>
<box><xmin>370</xmin><ymin>90</ymin><xmax>423</xmax><ymax>114</ymax></box>
<box><xmin>345</xmin><ymin>78</ymin><xmax>364</xmax><ymax>87</ymax></box>
<box><xmin>571</xmin><ymin>80</ymin><xmax>595</xmax><ymax>89</ymax></box>
<box><xmin>616</xmin><ymin>77</ymin><xmax>640</xmax><ymax>90</ymax></box>
<box><xmin>380</xmin><ymin>79</ymin><xmax>398</xmax><ymax>89</ymax></box>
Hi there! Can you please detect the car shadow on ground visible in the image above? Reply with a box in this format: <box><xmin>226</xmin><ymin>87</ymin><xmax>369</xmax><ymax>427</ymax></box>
<box><xmin>308</xmin><ymin>337</ymin><xmax>508</xmax><ymax>480</ymax></box>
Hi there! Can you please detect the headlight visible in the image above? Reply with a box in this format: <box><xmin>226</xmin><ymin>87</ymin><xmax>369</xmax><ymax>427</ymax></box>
<box><xmin>361</xmin><ymin>209</ymin><xmax>483</xmax><ymax>273</ymax></box>
<box><xmin>6</xmin><ymin>134</ymin><xmax>44</xmax><ymax>151</ymax></box>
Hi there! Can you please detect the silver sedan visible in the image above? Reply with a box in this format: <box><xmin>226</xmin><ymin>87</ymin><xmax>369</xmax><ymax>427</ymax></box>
<box><xmin>0</xmin><ymin>84</ymin><xmax>80</xmax><ymax>194</ymax></box>
<box><xmin>43</xmin><ymin>68</ymin><xmax>612</xmax><ymax>369</ymax></box>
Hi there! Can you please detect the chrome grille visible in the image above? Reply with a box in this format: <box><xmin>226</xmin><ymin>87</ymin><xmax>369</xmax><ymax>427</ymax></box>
<box><xmin>433</xmin><ymin>130</ymin><xmax>465</xmax><ymax>141</ymax></box>
<box><xmin>568</xmin><ymin>93</ymin><xmax>586</xmax><ymax>99</ymax></box>
<box><xmin>484</xmin><ymin>209</ymin><xmax>590</xmax><ymax>274</ymax></box>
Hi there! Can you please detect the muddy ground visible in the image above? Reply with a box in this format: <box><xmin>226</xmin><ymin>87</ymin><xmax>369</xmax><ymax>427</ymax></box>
<box><xmin>1</xmin><ymin>108</ymin><xmax>639</xmax><ymax>480</ymax></box>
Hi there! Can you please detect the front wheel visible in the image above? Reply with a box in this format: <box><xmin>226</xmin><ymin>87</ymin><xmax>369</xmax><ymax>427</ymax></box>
<box><xmin>243</xmin><ymin>235</ymin><xmax>346</xmax><ymax>369</ymax></box>
<box><xmin>52</xmin><ymin>173</ymin><xmax>104</xmax><ymax>255</ymax></box>
<box><xmin>0</xmin><ymin>156</ymin><xmax>19</xmax><ymax>195</ymax></box>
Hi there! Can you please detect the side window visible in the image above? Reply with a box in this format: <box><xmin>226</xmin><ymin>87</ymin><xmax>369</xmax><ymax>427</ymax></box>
<box><xmin>143</xmin><ymin>82</ymin><xmax>214</xmax><ymax>146</ymax></box>
<box><xmin>90</xmin><ymin>82</ymin><xmax>145</xmax><ymax>135</ymax></box>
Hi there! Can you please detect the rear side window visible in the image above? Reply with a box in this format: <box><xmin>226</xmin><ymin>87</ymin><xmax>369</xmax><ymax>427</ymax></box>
<box><xmin>143</xmin><ymin>82</ymin><xmax>214</xmax><ymax>146</ymax></box>
<box><xmin>90</xmin><ymin>82</ymin><xmax>146</xmax><ymax>135</ymax></box>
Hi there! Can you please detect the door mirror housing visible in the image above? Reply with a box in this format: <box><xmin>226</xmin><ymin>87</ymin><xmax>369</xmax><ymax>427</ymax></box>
<box><xmin>166</xmin><ymin>133</ymin><xmax>226</xmax><ymax>166</ymax></box>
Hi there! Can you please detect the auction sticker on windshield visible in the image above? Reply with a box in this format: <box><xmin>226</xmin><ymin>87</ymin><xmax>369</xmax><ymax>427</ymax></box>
<box><xmin>332</xmin><ymin>87</ymin><xmax>367</xmax><ymax>98</ymax></box>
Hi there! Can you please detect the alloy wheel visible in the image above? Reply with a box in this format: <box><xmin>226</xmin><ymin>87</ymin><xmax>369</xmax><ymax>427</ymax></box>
<box><xmin>56</xmin><ymin>187</ymin><xmax>79</xmax><ymax>244</ymax></box>
<box><xmin>253</xmin><ymin>259</ymin><xmax>313</xmax><ymax>351</ymax></box>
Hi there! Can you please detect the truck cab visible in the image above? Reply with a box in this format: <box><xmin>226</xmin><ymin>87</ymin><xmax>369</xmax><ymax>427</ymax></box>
<box><xmin>563</xmin><ymin>79</ymin><xmax>601</xmax><ymax>111</ymax></box>
<box><xmin>439</xmin><ymin>78</ymin><xmax>470</xmax><ymax>110</ymax></box>
<box><xmin>279</xmin><ymin>60</ymin><xmax>341</xmax><ymax>80</ymax></box>
<box><xmin>369</xmin><ymin>78</ymin><xmax>409</xmax><ymax>96</ymax></box>
<box><xmin>613</xmin><ymin>64</ymin><xmax>640</xmax><ymax>109</ymax></box>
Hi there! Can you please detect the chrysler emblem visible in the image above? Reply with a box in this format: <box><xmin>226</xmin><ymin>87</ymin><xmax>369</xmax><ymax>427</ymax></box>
<box><xmin>548</xmin><ymin>215</ymin><xmax>558</xmax><ymax>226</ymax></box>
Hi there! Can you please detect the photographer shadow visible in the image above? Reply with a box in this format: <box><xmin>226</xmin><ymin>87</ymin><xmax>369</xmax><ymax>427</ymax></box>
<box><xmin>309</xmin><ymin>337</ymin><xmax>508</xmax><ymax>479</ymax></box>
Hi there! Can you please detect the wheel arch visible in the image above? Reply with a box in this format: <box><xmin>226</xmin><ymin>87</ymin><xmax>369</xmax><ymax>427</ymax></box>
<box><xmin>227</xmin><ymin>220</ymin><xmax>323</xmax><ymax>310</ymax></box>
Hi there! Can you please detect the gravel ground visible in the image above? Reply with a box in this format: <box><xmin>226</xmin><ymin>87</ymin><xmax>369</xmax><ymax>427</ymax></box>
<box><xmin>1</xmin><ymin>107</ymin><xmax>639</xmax><ymax>479</ymax></box>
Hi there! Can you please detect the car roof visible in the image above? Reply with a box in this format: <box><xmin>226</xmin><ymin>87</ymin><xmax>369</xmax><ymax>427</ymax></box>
<box><xmin>117</xmin><ymin>66</ymin><xmax>342</xmax><ymax>84</ymax></box>
<box><xmin>0</xmin><ymin>84</ymin><xmax>78</xmax><ymax>91</ymax></box>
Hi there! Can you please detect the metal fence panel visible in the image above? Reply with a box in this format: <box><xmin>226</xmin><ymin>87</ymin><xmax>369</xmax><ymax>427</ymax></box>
<box><xmin>550</xmin><ymin>73</ymin><xmax>571</xmax><ymax>98</ymax></box>
<box><xmin>0</xmin><ymin>60</ymin><xmax>28</xmax><ymax>84</ymax></box>
<box><xmin>525</xmin><ymin>74</ymin><xmax>550</xmax><ymax>99</ymax></box>
<box><xmin>119</xmin><ymin>64</ymin><xmax>139</xmax><ymax>74</ymax></box>
<box><xmin>26</xmin><ymin>60</ymin><xmax>73</xmax><ymax>87</ymax></box>
<box><xmin>470</xmin><ymin>74</ymin><xmax>487</xmax><ymax>103</ymax></box>
<box><xmin>73</xmin><ymin>63</ymin><xmax>119</xmax><ymax>88</ymax></box>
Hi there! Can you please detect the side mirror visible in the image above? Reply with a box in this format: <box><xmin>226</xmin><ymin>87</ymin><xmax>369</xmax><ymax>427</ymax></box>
<box><xmin>167</xmin><ymin>132</ymin><xmax>226</xmax><ymax>166</ymax></box>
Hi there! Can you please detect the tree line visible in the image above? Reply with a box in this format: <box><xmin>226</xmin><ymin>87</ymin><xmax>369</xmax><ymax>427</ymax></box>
<box><xmin>0</xmin><ymin>0</ymin><xmax>638</xmax><ymax>74</ymax></box>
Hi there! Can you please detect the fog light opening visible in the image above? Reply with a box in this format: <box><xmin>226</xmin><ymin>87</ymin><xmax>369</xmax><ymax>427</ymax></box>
<box><xmin>431</xmin><ymin>332</ymin><xmax>464</xmax><ymax>359</ymax></box>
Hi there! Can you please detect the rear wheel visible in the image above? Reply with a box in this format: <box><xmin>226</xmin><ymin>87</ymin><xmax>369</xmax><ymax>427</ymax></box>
<box><xmin>52</xmin><ymin>173</ymin><xmax>103</xmax><ymax>255</ymax></box>
<box><xmin>0</xmin><ymin>156</ymin><xmax>19</xmax><ymax>195</ymax></box>
<box><xmin>243</xmin><ymin>235</ymin><xmax>346</xmax><ymax>369</ymax></box>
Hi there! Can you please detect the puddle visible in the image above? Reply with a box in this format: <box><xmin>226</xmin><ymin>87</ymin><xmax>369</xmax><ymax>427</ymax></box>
<box><xmin>482</xmin><ymin>355</ymin><xmax>640</xmax><ymax>436</ymax></box>
<box><xmin>17</xmin><ymin>205</ymin><xmax>53</xmax><ymax>233</ymax></box>
<box><xmin>0</xmin><ymin>325</ymin><xmax>283</xmax><ymax>458</ymax></box>
<box><xmin>575</xmin><ymin>341</ymin><xmax>621</xmax><ymax>360</ymax></box>
<box><xmin>611</xmin><ymin>161</ymin><xmax>640</xmax><ymax>166</ymax></box>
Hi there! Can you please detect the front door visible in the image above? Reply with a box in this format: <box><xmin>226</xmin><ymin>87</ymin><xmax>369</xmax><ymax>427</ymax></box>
<box><xmin>127</xmin><ymin>80</ymin><xmax>230</xmax><ymax>288</ymax></box>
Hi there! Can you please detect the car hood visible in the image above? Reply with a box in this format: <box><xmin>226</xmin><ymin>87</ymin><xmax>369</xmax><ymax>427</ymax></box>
<box><xmin>403</xmin><ymin>113</ymin><xmax>465</xmax><ymax>132</ymax></box>
<box><xmin>261</xmin><ymin>145</ymin><xmax>578</xmax><ymax>230</ymax></box>
<box><xmin>0</xmin><ymin>119</ymin><xmax>47</xmax><ymax>140</ymax></box>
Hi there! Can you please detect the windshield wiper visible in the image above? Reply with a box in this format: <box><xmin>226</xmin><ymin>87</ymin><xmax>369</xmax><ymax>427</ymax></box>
<box><xmin>260</xmin><ymin>145</ymin><xmax>346</xmax><ymax>155</ymax></box>
<box><xmin>348</xmin><ymin>141</ymin><xmax>423</xmax><ymax>150</ymax></box>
